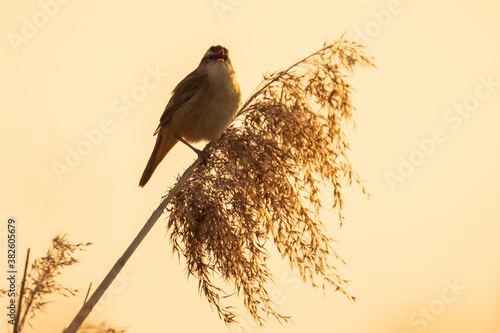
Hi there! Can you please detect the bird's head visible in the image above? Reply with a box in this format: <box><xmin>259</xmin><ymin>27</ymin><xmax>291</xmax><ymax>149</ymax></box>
<box><xmin>200</xmin><ymin>45</ymin><xmax>233</xmax><ymax>68</ymax></box>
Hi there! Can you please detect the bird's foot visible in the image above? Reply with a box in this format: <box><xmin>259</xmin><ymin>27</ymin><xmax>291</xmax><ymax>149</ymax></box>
<box><xmin>178</xmin><ymin>136</ymin><xmax>209</xmax><ymax>162</ymax></box>
<box><xmin>194</xmin><ymin>149</ymin><xmax>209</xmax><ymax>162</ymax></box>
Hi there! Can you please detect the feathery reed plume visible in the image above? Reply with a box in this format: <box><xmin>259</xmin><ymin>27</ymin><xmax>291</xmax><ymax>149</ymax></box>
<box><xmin>1</xmin><ymin>235</ymin><xmax>130</xmax><ymax>333</ymax></box>
<box><xmin>166</xmin><ymin>39</ymin><xmax>375</xmax><ymax>325</ymax></box>
<box><xmin>13</xmin><ymin>234</ymin><xmax>90</xmax><ymax>332</ymax></box>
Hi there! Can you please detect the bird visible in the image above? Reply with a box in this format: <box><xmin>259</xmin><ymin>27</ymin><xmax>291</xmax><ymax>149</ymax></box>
<box><xmin>139</xmin><ymin>45</ymin><xmax>242</xmax><ymax>187</ymax></box>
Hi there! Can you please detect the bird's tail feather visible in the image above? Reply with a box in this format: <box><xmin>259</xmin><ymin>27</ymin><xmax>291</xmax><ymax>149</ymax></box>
<box><xmin>139</xmin><ymin>132</ymin><xmax>178</xmax><ymax>187</ymax></box>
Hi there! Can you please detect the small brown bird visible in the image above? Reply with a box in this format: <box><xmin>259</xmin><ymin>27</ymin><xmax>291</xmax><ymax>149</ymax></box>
<box><xmin>139</xmin><ymin>45</ymin><xmax>242</xmax><ymax>187</ymax></box>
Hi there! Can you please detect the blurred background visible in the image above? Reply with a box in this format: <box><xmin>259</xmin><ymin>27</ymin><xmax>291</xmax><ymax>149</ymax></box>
<box><xmin>1</xmin><ymin>0</ymin><xmax>499</xmax><ymax>332</ymax></box>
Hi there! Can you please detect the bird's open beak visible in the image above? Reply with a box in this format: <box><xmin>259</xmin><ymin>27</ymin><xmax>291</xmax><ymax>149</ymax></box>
<box><xmin>214</xmin><ymin>50</ymin><xmax>225</xmax><ymax>62</ymax></box>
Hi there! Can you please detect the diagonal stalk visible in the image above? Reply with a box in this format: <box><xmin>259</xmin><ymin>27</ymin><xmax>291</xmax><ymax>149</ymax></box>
<box><xmin>63</xmin><ymin>158</ymin><xmax>202</xmax><ymax>333</ymax></box>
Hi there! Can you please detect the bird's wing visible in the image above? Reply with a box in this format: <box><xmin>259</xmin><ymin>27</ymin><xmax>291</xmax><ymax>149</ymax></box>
<box><xmin>154</xmin><ymin>69</ymin><xmax>206</xmax><ymax>135</ymax></box>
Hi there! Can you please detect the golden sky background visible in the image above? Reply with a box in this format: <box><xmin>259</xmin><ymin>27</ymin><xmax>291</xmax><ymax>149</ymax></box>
<box><xmin>1</xmin><ymin>0</ymin><xmax>500</xmax><ymax>332</ymax></box>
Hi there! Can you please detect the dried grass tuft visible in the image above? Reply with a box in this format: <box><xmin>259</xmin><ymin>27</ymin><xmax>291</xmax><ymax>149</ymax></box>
<box><xmin>166</xmin><ymin>39</ymin><xmax>375</xmax><ymax>326</ymax></box>
<box><xmin>17</xmin><ymin>234</ymin><xmax>91</xmax><ymax>331</ymax></box>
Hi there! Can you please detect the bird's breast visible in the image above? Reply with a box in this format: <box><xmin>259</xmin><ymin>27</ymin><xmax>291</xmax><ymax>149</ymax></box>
<box><xmin>173</xmin><ymin>63</ymin><xmax>241</xmax><ymax>142</ymax></box>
